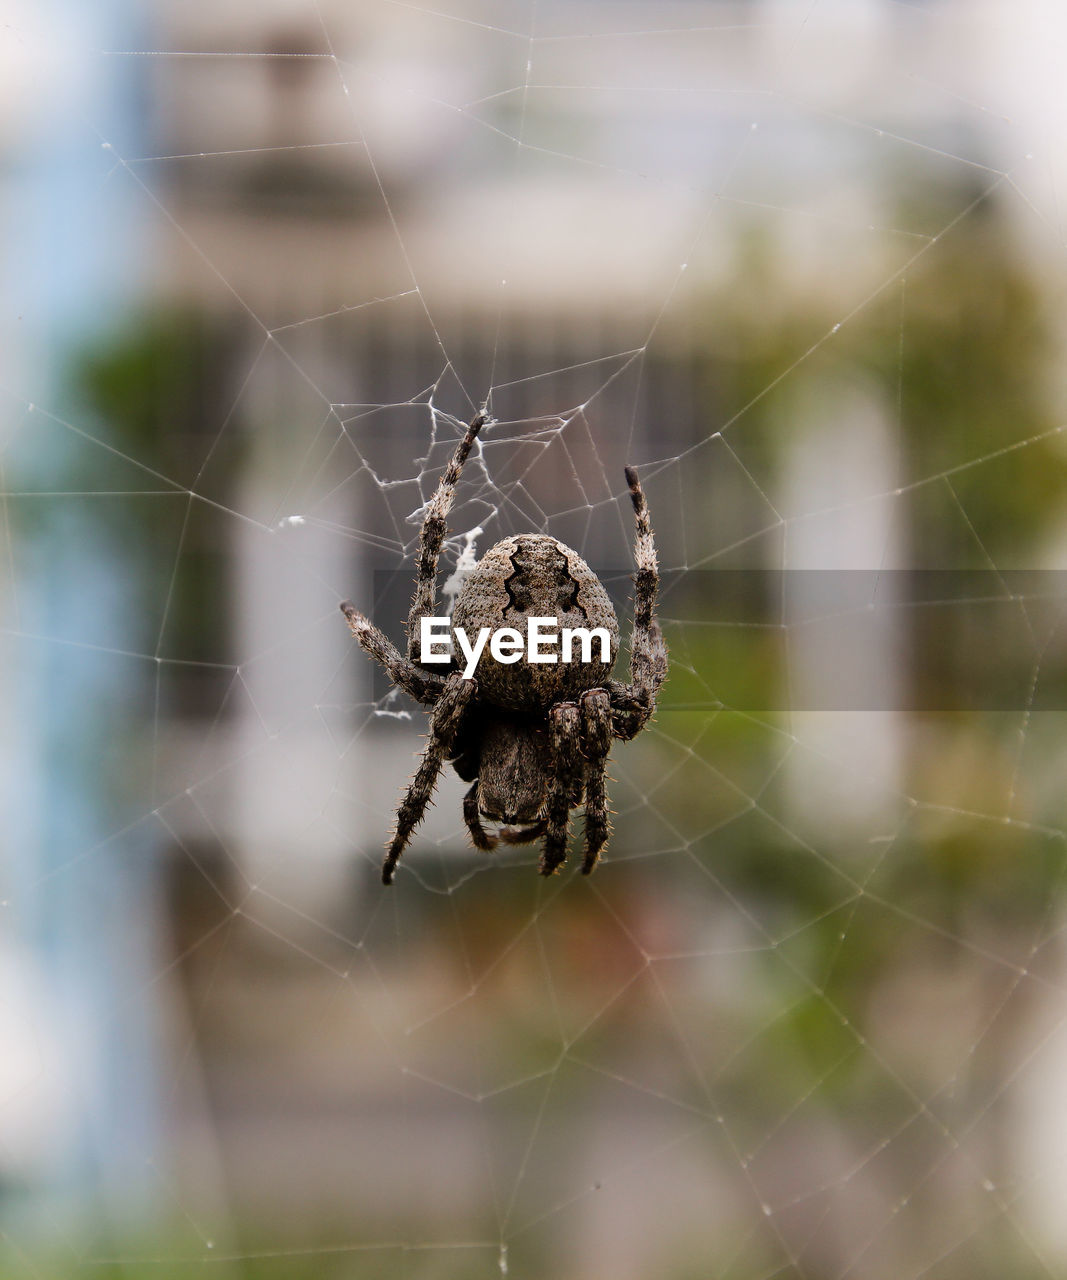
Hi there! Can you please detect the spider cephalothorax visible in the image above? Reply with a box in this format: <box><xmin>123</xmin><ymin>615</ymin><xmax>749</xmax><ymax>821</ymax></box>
<box><xmin>341</xmin><ymin>412</ymin><xmax>667</xmax><ymax>884</ymax></box>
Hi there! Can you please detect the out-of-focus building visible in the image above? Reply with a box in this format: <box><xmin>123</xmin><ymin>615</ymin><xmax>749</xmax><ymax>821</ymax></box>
<box><xmin>8</xmin><ymin>0</ymin><xmax>1067</xmax><ymax>1270</ymax></box>
<box><xmin>141</xmin><ymin>0</ymin><xmax>989</xmax><ymax>913</ymax></box>
<box><xmin>138</xmin><ymin>0</ymin><xmax>1012</xmax><ymax>1233</ymax></box>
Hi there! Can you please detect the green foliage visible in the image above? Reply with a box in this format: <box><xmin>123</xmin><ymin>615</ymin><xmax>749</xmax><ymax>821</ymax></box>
<box><xmin>67</xmin><ymin>308</ymin><xmax>244</xmax><ymax>685</ymax></box>
<box><xmin>702</xmin><ymin>194</ymin><xmax>1067</xmax><ymax>564</ymax></box>
<box><xmin>70</xmin><ymin>307</ymin><xmax>244</xmax><ymax>492</ymax></box>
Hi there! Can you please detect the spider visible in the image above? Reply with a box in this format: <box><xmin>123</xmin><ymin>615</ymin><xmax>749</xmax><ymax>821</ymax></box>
<box><xmin>340</xmin><ymin>411</ymin><xmax>667</xmax><ymax>884</ymax></box>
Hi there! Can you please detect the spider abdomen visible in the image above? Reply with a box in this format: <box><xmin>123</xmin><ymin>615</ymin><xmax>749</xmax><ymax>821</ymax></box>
<box><xmin>451</xmin><ymin>534</ymin><xmax>620</xmax><ymax>712</ymax></box>
<box><xmin>475</xmin><ymin>717</ymin><xmax>550</xmax><ymax>823</ymax></box>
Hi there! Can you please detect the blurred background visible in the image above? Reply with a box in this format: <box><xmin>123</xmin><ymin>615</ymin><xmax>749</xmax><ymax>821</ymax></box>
<box><xmin>5</xmin><ymin>0</ymin><xmax>1067</xmax><ymax>1276</ymax></box>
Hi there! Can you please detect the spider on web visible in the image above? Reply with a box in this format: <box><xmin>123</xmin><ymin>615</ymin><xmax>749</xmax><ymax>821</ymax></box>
<box><xmin>341</xmin><ymin>412</ymin><xmax>667</xmax><ymax>884</ymax></box>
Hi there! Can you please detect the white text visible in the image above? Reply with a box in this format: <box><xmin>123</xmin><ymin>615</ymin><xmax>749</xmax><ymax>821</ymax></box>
<box><xmin>420</xmin><ymin>616</ymin><xmax>612</xmax><ymax>679</ymax></box>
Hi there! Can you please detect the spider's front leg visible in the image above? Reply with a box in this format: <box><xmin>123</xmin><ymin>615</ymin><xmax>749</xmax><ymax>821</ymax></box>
<box><xmin>609</xmin><ymin>466</ymin><xmax>668</xmax><ymax>740</ymax></box>
<box><xmin>340</xmin><ymin>602</ymin><xmax>446</xmax><ymax>706</ymax></box>
<box><xmin>406</xmin><ymin>410</ymin><xmax>489</xmax><ymax>661</ymax></box>
<box><xmin>580</xmin><ymin>689</ymin><xmax>613</xmax><ymax>875</ymax></box>
<box><xmin>540</xmin><ymin>703</ymin><xmax>583</xmax><ymax>876</ymax></box>
<box><xmin>382</xmin><ymin>672</ymin><xmax>475</xmax><ymax>884</ymax></box>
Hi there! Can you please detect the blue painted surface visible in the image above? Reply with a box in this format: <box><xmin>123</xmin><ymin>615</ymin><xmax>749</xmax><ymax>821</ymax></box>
<box><xmin>4</xmin><ymin>0</ymin><xmax>161</xmax><ymax>1237</ymax></box>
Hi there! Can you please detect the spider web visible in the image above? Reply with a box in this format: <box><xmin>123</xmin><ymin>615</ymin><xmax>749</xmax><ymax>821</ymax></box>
<box><xmin>4</xmin><ymin>1</ymin><xmax>1067</xmax><ymax>1277</ymax></box>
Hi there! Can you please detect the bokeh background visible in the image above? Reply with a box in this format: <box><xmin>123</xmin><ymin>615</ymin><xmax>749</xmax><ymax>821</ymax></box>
<box><xmin>5</xmin><ymin>1</ymin><xmax>1067</xmax><ymax>1276</ymax></box>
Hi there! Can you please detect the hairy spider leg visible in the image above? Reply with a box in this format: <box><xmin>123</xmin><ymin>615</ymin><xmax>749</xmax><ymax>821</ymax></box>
<box><xmin>382</xmin><ymin>672</ymin><xmax>476</xmax><ymax>884</ymax></box>
<box><xmin>406</xmin><ymin>410</ymin><xmax>489</xmax><ymax>661</ymax></box>
<box><xmin>608</xmin><ymin>466</ymin><xmax>668</xmax><ymax>740</ymax></box>
<box><xmin>540</xmin><ymin>702</ymin><xmax>583</xmax><ymax>876</ymax></box>
<box><xmin>462</xmin><ymin>783</ymin><xmax>497</xmax><ymax>851</ymax></box>
<box><xmin>580</xmin><ymin>688</ymin><xmax>613</xmax><ymax>874</ymax></box>
<box><xmin>340</xmin><ymin>602</ymin><xmax>446</xmax><ymax>706</ymax></box>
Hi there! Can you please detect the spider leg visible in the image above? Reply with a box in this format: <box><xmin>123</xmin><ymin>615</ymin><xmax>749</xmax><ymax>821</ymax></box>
<box><xmin>382</xmin><ymin>672</ymin><xmax>476</xmax><ymax>884</ymax></box>
<box><xmin>341</xmin><ymin>603</ymin><xmax>447</xmax><ymax>706</ymax></box>
<box><xmin>540</xmin><ymin>702</ymin><xmax>582</xmax><ymax>877</ymax></box>
<box><xmin>406</xmin><ymin>410</ymin><xmax>489</xmax><ymax>661</ymax></box>
<box><xmin>462</xmin><ymin>783</ymin><xmax>498</xmax><ymax>851</ymax></box>
<box><xmin>580</xmin><ymin>689</ymin><xmax>613</xmax><ymax>875</ymax></box>
<box><xmin>582</xmin><ymin>761</ymin><xmax>610</xmax><ymax>875</ymax></box>
<box><xmin>608</xmin><ymin>467</ymin><xmax>668</xmax><ymax>740</ymax></box>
